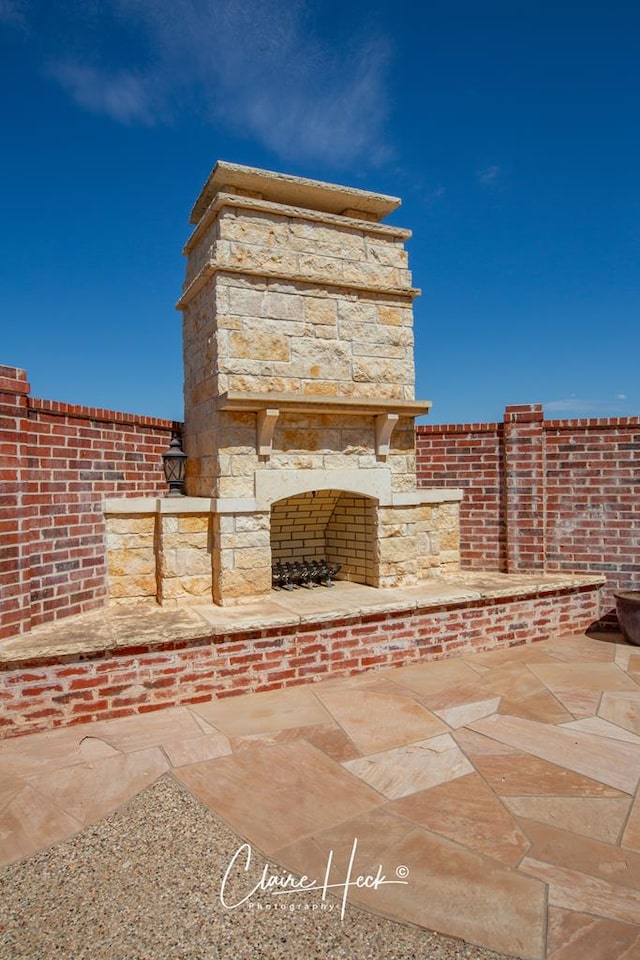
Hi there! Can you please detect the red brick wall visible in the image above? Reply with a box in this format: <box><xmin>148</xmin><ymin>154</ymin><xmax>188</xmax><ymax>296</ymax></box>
<box><xmin>545</xmin><ymin>417</ymin><xmax>640</xmax><ymax>614</ymax></box>
<box><xmin>417</xmin><ymin>406</ymin><xmax>640</xmax><ymax>621</ymax></box>
<box><xmin>0</xmin><ymin>366</ymin><xmax>177</xmax><ymax>640</ymax></box>
<box><xmin>416</xmin><ymin>419</ymin><xmax>506</xmax><ymax>570</ymax></box>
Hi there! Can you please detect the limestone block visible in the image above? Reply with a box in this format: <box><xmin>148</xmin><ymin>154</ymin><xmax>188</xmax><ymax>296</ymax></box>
<box><xmin>379</xmin><ymin>306</ymin><xmax>409</xmax><ymax>326</ymax></box>
<box><xmin>218</xmin><ymin>476</ymin><xmax>255</xmax><ymax>498</ymax></box>
<box><xmin>214</xmin><ymin>568</ymin><xmax>271</xmax><ymax>604</ymax></box>
<box><xmin>378</xmin><ymin>536</ymin><xmax>417</xmax><ymax>563</ymax></box>
<box><xmin>228</xmin><ymin>375</ymin><xmax>302</xmax><ymax>394</ymax></box>
<box><xmin>234</xmin><ymin>513</ymin><xmax>270</xmax><ymax>532</ymax></box>
<box><xmin>161</xmin><ymin>576</ymin><xmax>212</xmax><ymax>601</ymax></box>
<box><xmin>162</xmin><ymin>516</ymin><xmax>180</xmax><ymax>534</ymax></box>
<box><xmin>162</xmin><ymin>547</ymin><xmax>211</xmax><ymax>578</ymax></box>
<box><xmin>365</xmin><ymin>240</ymin><xmax>408</xmax><ymax>268</ymax></box>
<box><xmin>218</xmin><ymin>210</ymin><xmax>288</xmax><ymax>246</ymax></box>
<box><xmin>108</xmin><ymin>548</ymin><xmax>155</xmax><ymax>578</ymax></box>
<box><xmin>297</xmin><ymin>252</ymin><xmax>345</xmax><ymax>281</ymax></box>
<box><xmin>230</xmin><ymin>454</ymin><xmax>260</xmax><ymax>477</ymax></box>
<box><xmin>305</xmin><ymin>297</ymin><xmax>338</xmax><ymax>325</ymax></box>
<box><xmin>228</xmin><ymin>331</ymin><xmax>290</xmax><ymax>362</ymax></box>
<box><xmin>262</xmin><ymin>291</ymin><xmax>305</xmax><ymax>321</ymax></box>
<box><xmin>226</xmin><ymin>285</ymin><xmax>266</xmax><ymax>317</ymax></box>
<box><xmin>353</xmin><ymin>356</ymin><xmax>413</xmax><ymax>385</ymax></box>
<box><xmin>108</xmin><ymin>575</ymin><xmax>157</xmax><ymax>599</ymax></box>
<box><xmin>107</xmin><ymin>516</ymin><xmax>155</xmax><ymax>536</ymax></box>
<box><xmin>106</xmin><ymin>532</ymin><xmax>155</xmax><ymax>550</ymax></box>
<box><xmin>178</xmin><ymin>516</ymin><xmax>210</xmax><ymax>534</ymax></box>
<box><xmin>301</xmin><ymin>379</ymin><xmax>340</xmax><ymax>396</ymax></box>
<box><xmin>220</xmin><ymin>531</ymin><xmax>269</xmax><ymax>550</ymax></box>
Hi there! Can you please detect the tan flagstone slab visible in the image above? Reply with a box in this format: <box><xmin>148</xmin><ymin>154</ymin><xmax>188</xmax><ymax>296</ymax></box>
<box><xmin>464</xmin><ymin>643</ymin><xmax>564</xmax><ymax>669</ymax></box>
<box><xmin>312</xmin><ymin>687</ymin><xmax>448</xmax><ymax>754</ymax></box>
<box><xmin>562</xmin><ymin>716</ymin><xmax>640</xmax><ymax>744</ymax></box>
<box><xmin>477</xmin><ymin>662</ymin><xmax>551</xmax><ymax>701</ymax></box>
<box><xmin>191</xmin><ymin>685</ymin><xmax>332</xmax><ymax>737</ymax></box>
<box><xmin>412</xmin><ymin>682</ymin><xmax>501</xmax><ymax>728</ymax></box>
<box><xmin>432</xmin><ymin>695</ymin><xmax>501</xmax><ymax>729</ymax></box>
<box><xmin>175</xmin><ymin>739</ymin><xmax>384</xmax><ymax>854</ymax></box>
<box><xmin>89</xmin><ymin>706</ymin><xmax>204</xmax><ymax>752</ymax></box>
<box><xmin>29</xmin><ymin>747</ymin><xmax>169</xmax><ymax>826</ymax></box>
<box><xmin>527</xmin><ymin>661</ymin><xmax>640</xmax><ymax>718</ymax></box>
<box><xmin>380</xmin><ymin>658</ymin><xmax>483</xmax><ymax>697</ymax></box>
<box><xmin>504</xmin><ymin>796</ymin><xmax>631</xmax><ymax>843</ymax></box>
<box><xmin>342</xmin><ymin>734</ymin><xmax>474</xmax><ymax>800</ymax></box>
<box><xmin>0</xmin><ymin>772</ymin><xmax>27</xmax><ymax>812</ymax></box>
<box><xmin>230</xmin><ymin>721</ymin><xmax>361</xmax><ymax>762</ymax></box>
<box><xmin>0</xmin><ymin>783</ymin><xmax>81</xmax><ymax>866</ymax></box>
<box><xmin>520</xmin><ymin>856</ymin><xmax>640</xmax><ymax>926</ymax></box>
<box><xmin>520</xmin><ymin>818</ymin><xmax>640</xmax><ymax>890</ymax></box>
<box><xmin>497</xmin><ymin>690</ymin><xmax>575</xmax><ymax>724</ymax></box>
<box><xmin>537</xmin><ymin>634</ymin><xmax>617</xmax><ymax>663</ymax></box>
<box><xmin>278</xmin><ymin>813</ymin><xmax>546</xmax><ymax>960</ymax></box>
<box><xmin>615</xmin><ymin>646</ymin><xmax>636</xmax><ymax>672</ymax></box>
<box><xmin>388</xmin><ymin>772</ymin><xmax>530</xmax><ymax>866</ymax></box>
<box><xmin>599</xmin><ymin>691</ymin><xmax>640</xmax><ymax>736</ymax></box>
<box><xmin>621</xmin><ymin>793</ymin><xmax>640</xmax><ymax>853</ymax></box>
<box><xmin>0</xmin><ymin>723</ymin><xmax>120</xmax><ymax>778</ymax></box>
<box><xmin>546</xmin><ymin>906</ymin><xmax>640</xmax><ymax>960</ymax></box>
<box><xmin>162</xmin><ymin>732</ymin><xmax>232</xmax><ymax>767</ymax></box>
<box><xmin>469</xmin><ymin>714</ymin><xmax>640</xmax><ymax>793</ymax></box>
<box><xmin>473</xmin><ymin>753</ymin><xmax>627</xmax><ymax>798</ymax></box>
<box><xmin>274</xmin><ymin>805</ymin><xmax>421</xmax><ymax>878</ymax></box>
<box><xmin>451</xmin><ymin>728</ymin><xmax>521</xmax><ymax>757</ymax></box>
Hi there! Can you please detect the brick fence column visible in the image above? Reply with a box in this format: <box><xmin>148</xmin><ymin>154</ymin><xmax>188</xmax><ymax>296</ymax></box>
<box><xmin>503</xmin><ymin>403</ymin><xmax>546</xmax><ymax>572</ymax></box>
<box><xmin>0</xmin><ymin>366</ymin><xmax>31</xmax><ymax>639</ymax></box>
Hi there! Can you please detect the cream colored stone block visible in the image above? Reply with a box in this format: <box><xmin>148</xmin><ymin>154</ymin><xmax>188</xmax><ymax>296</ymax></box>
<box><xmin>107</xmin><ymin>516</ymin><xmax>156</xmax><ymax>536</ymax></box>
<box><xmin>108</xmin><ymin>575</ymin><xmax>157</xmax><ymax>599</ymax></box>
<box><xmin>262</xmin><ymin>291</ymin><xmax>305</xmax><ymax>321</ymax></box>
<box><xmin>178</xmin><ymin>515</ymin><xmax>210</xmax><ymax>533</ymax></box>
<box><xmin>229</xmin><ymin>331</ymin><xmax>290</xmax><ymax>362</ymax></box>
<box><xmin>305</xmin><ymin>297</ymin><xmax>337</xmax><ymax>325</ymax></box>
<box><xmin>218</xmin><ymin>476</ymin><xmax>255</xmax><ymax>498</ymax></box>
<box><xmin>108</xmin><ymin>549</ymin><xmax>155</xmax><ymax>578</ymax></box>
<box><xmin>234</xmin><ymin>547</ymin><xmax>272</xmax><ymax>570</ymax></box>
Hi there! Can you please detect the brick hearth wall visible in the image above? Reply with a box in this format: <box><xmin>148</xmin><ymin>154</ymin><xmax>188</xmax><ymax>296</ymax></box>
<box><xmin>0</xmin><ymin>366</ymin><xmax>176</xmax><ymax>640</ymax></box>
<box><xmin>1</xmin><ymin>583</ymin><xmax>600</xmax><ymax>737</ymax></box>
<box><xmin>417</xmin><ymin>404</ymin><xmax>640</xmax><ymax>620</ymax></box>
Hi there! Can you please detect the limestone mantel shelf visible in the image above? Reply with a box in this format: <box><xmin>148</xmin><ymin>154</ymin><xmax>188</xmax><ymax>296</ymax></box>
<box><xmin>217</xmin><ymin>391</ymin><xmax>432</xmax><ymax>457</ymax></box>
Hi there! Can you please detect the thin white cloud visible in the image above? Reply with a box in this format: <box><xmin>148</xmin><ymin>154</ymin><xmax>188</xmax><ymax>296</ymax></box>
<box><xmin>0</xmin><ymin>0</ymin><xmax>26</xmax><ymax>25</ymax></box>
<box><xmin>477</xmin><ymin>164</ymin><xmax>501</xmax><ymax>187</ymax></box>
<box><xmin>545</xmin><ymin>395</ymin><xmax>631</xmax><ymax>415</ymax></box>
<box><xmin>44</xmin><ymin>0</ymin><xmax>390</xmax><ymax>167</ymax></box>
<box><xmin>48</xmin><ymin>62</ymin><xmax>156</xmax><ymax>126</ymax></box>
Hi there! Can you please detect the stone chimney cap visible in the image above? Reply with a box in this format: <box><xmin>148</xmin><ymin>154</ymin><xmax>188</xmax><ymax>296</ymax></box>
<box><xmin>189</xmin><ymin>161</ymin><xmax>401</xmax><ymax>225</ymax></box>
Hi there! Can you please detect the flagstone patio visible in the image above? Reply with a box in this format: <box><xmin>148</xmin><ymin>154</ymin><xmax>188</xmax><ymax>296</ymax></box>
<box><xmin>1</xmin><ymin>628</ymin><xmax>640</xmax><ymax>959</ymax></box>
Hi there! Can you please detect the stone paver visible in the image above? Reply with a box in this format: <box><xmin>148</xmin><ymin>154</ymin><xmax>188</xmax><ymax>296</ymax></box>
<box><xmin>2</xmin><ymin>630</ymin><xmax>640</xmax><ymax>959</ymax></box>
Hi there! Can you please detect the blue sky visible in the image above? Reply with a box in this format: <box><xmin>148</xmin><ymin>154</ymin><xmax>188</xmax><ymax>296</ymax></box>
<box><xmin>1</xmin><ymin>0</ymin><xmax>638</xmax><ymax>424</ymax></box>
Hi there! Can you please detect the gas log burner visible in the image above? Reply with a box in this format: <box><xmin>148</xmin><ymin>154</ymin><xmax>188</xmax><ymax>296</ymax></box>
<box><xmin>272</xmin><ymin>559</ymin><xmax>342</xmax><ymax>591</ymax></box>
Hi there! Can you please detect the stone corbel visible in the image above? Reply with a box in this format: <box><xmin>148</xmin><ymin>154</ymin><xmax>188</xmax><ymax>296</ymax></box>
<box><xmin>257</xmin><ymin>408</ymin><xmax>280</xmax><ymax>456</ymax></box>
<box><xmin>375</xmin><ymin>413</ymin><xmax>399</xmax><ymax>459</ymax></box>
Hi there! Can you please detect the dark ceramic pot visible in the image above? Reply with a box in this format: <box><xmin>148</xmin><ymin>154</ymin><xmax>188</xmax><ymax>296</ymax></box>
<box><xmin>615</xmin><ymin>591</ymin><xmax>640</xmax><ymax>646</ymax></box>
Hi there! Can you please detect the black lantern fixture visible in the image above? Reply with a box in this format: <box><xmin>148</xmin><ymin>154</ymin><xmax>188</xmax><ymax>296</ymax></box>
<box><xmin>162</xmin><ymin>437</ymin><xmax>187</xmax><ymax>497</ymax></box>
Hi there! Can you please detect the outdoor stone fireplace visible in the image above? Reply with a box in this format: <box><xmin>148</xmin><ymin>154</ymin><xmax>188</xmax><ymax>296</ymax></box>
<box><xmin>104</xmin><ymin>162</ymin><xmax>462</xmax><ymax>606</ymax></box>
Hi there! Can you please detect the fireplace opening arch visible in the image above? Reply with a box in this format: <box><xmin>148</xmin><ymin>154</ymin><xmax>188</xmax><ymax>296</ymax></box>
<box><xmin>270</xmin><ymin>489</ymin><xmax>378</xmax><ymax>586</ymax></box>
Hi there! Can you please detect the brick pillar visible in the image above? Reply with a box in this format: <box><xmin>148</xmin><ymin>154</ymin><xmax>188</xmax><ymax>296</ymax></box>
<box><xmin>503</xmin><ymin>403</ymin><xmax>545</xmax><ymax>572</ymax></box>
<box><xmin>0</xmin><ymin>366</ymin><xmax>31</xmax><ymax>639</ymax></box>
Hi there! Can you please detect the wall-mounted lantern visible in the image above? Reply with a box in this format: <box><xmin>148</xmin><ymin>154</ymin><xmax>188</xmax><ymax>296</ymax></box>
<box><xmin>162</xmin><ymin>437</ymin><xmax>187</xmax><ymax>497</ymax></box>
